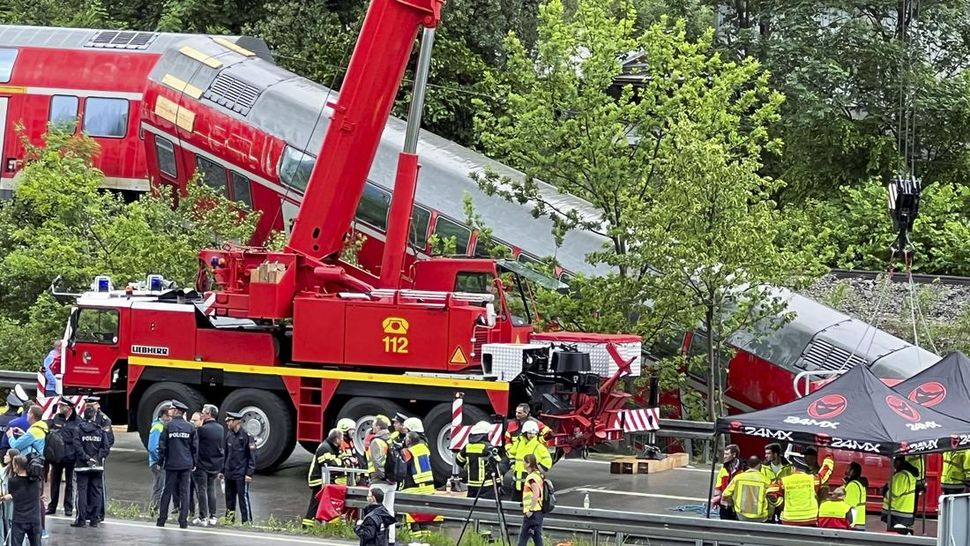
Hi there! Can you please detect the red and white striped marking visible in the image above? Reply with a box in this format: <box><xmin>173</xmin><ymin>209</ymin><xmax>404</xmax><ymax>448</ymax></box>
<box><xmin>614</xmin><ymin>408</ymin><xmax>661</xmax><ymax>433</ymax></box>
<box><xmin>36</xmin><ymin>371</ymin><xmax>84</xmax><ymax>420</ymax></box>
<box><xmin>449</xmin><ymin>392</ymin><xmax>503</xmax><ymax>450</ymax></box>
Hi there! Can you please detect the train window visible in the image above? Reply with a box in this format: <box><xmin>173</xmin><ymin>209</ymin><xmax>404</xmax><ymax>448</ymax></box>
<box><xmin>517</xmin><ymin>253</ymin><xmax>542</xmax><ymax>266</ymax></box>
<box><xmin>0</xmin><ymin>49</ymin><xmax>16</xmax><ymax>83</ymax></box>
<box><xmin>230</xmin><ymin>171</ymin><xmax>252</xmax><ymax>208</ymax></box>
<box><xmin>279</xmin><ymin>145</ymin><xmax>314</xmax><ymax>192</ymax></box>
<box><xmin>433</xmin><ymin>217</ymin><xmax>471</xmax><ymax>255</ymax></box>
<box><xmin>82</xmin><ymin>97</ymin><xmax>129</xmax><ymax>138</ymax></box>
<box><xmin>409</xmin><ymin>206</ymin><xmax>431</xmax><ymax>249</ymax></box>
<box><xmin>356</xmin><ymin>183</ymin><xmax>391</xmax><ymax>230</ymax></box>
<box><xmin>49</xmin><ymin>95</ymin><xmax>79</xmax><ymax>132</ymax></box>
<box><xmin>195</xmin><ymin>155</ymin><xmax>227</xmax><ymax>194</ymax></box>
<box><xmin>155</xmin><ymin>137</ymin><xmax>177</xmax><ymax>177</ymax></box>
<box><xmin>474</xmin><ymin>237</ymin><xmax>512</xmax><ymax>258</ymax></box>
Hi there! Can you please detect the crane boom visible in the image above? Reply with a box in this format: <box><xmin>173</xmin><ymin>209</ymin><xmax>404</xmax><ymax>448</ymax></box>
<box><xmin>287</xmin><ymin>0</ymin><xmax>444</xmax><ymax>261</ymax></box>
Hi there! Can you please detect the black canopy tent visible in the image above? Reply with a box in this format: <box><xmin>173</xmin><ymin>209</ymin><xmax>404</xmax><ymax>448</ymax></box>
<box><xmin>892</xmin><ymin>351</ymin><xmax>970</xmax><ymax>419</ymax></box>
<box><xmin>708</xmin><ymin>363</ymin><xmax>970</xmax><ymax>529</ymax></box>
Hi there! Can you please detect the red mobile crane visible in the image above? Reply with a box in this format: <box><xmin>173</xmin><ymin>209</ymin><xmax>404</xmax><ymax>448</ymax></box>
<box><xmin>56</xmin><ymin>0</ymin><xmax>644</xmax><ymax>476</ymax></box>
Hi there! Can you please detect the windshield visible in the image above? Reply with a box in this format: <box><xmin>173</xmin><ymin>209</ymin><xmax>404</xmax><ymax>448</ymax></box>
<box><xmin>454</xmin><ymin>270</ymin><xmax>533</xmax><ymax>327</ymax></box>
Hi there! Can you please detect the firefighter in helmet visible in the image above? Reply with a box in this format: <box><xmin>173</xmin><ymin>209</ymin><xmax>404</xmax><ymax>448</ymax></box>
<box><xmin>456</xmin><ymin>421</ymin><xmax>498</xmax><ymax>499</ymax></box>
<box><xmin>510</xmin><ymin>421</ymin><xmax>551</xmax><ymax>501</ymax></box>
<box><xmin>304</xmin><ymin>428</ymin><xmax>343</xmax><ymax>528</ymax></box>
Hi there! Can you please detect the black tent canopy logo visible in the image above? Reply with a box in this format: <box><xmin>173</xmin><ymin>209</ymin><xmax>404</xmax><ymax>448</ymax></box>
<box><xmin>908</xmin><ymin>381</ymin><xmax>947</xmax><ymax>408</ymax></box>
<box><xmin>807</xmin><ymin>394</ymin><xmax>848</xmax><ymax>419</ymax></box>
<box><xmin>886</xmin><ymin>394</ymin><xmax>922</xmax><ymax>422</ymax></box>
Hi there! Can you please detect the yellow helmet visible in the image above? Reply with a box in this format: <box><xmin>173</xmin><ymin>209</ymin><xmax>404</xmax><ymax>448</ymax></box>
<box><xmin>337</xmin><ymin>418</ymin><xmax>356</xmax><ymax>433</ymax></box>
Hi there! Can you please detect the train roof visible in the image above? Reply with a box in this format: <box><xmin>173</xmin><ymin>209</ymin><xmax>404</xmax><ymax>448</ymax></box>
<box><xmin>149</xmin><ymin>37</ymin><xmax>611</xmax><ymax>275</ymax></box>
<box><xmin>732</xmin><ymin>288</ymin><xmax>938</xmax><ymax>380</ymax></box>
<box><xmin>0</xmin><ymin>25</ymin><xmax>271</xmax><ymax>61</ymax></box>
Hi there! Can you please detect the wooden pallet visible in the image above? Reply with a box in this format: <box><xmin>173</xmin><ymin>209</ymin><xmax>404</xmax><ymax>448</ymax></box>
<box><xmin>609</xmin><ymin>452</ymin><xmax>689</xmax><ymax>475</ymax></box>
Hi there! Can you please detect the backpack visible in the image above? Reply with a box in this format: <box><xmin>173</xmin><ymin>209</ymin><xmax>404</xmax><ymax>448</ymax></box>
<box><xmin>25</xmin><ymin>453</ymin><xmax>45</xmax><ymax>480</ymax></box>
<box><xmin>380</xmin><ymin>440</ymin><xmax>407</xmax><ymax>483</ymax></box>
<box><xmin>541</xmin><ymin>478</ymin><xmax>557</xmax><ymax>514</ymax></box>
<box><xmin>44</xmin><ymin>427</ymin><xmax>67</xmax><ymax>465</ymax></box>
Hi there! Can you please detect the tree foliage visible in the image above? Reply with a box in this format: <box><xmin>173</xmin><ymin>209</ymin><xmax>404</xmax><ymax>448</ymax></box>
<box><xmin>0</xmin><ymin>130</ymin><xmax>257</xmax><ymax>371</ymax></box>
<box><xmin>474</xmin><ymin>0</ymin><xmax>824</xmax><ymax>420</ymax></box>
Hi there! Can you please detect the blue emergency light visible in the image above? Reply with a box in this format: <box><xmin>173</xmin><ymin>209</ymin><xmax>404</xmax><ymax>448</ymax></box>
<box><xmin>93</xmin><ymin>275</ymin><xmax>112</xmax><ymax>292</ymax></box>
<box><xmin>147</xmin><ymin>274</ymin><xmax>164</xmax><ymax>292</ymax></box>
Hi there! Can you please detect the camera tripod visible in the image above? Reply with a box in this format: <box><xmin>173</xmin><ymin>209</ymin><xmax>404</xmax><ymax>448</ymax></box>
<box><xmin>456</xmin><ymin>465</ymin><xmax>510</xmax><ymax>546</ymax></box>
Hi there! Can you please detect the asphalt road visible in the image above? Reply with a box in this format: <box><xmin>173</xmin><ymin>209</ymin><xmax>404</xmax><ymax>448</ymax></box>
<box><xmin>97</xmin><ymin>432</ymin><xmax>713</xmax><ymax>521</ymax></box>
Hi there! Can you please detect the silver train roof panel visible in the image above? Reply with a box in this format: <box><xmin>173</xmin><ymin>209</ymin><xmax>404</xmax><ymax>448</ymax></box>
<box><xmin>0</xmin><ymin>25</ymin><xmax>271</xmax><ymax>61</ymax></box>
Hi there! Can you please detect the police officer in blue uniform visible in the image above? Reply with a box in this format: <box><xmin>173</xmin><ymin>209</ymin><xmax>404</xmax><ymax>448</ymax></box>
<box><xmin>220</xmin><ymin>411</ymin><xmax>255</xmax><ymax>524</ymax></box>
<box><xmin>70</xmin><ymin>406</ymin><xmax>109</xmax><ymax>528</ymax></box>
<box><xmin>156</xmin><ymin>400</ymin><xmax>198</xmax><ymax>529</ymax></box>
<box><xmin>84</xmin><ymin>395</ymin><xmax>113</xmax><ymax>522</ymax></box>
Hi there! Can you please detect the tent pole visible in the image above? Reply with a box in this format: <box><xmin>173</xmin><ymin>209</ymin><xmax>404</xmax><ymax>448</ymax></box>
<box><xmin>920</xmin><ymin>454</ymin><xmax>927</xmax><ymax>535</ymax></box>
<box><xmin>706</xmin><ymin>433</ymin><xmax>718</xmax><ymax>519</ymax></box>
<box><xmin>886</xmin><ymin>461</ymin><xmax>894</xmax><ymax>532</ymax></box>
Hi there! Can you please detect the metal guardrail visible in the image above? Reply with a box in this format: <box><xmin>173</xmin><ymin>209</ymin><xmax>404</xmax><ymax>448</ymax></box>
<box><xmin>0</xmin><ymin>370</ymin><xmax>35</xmax><ymax>390</ymax></box>
<box><xmin>656</xmin><ymin>418</ymin><xmax>714</xmax><ymax>440</ymax></box>
<box><xmin>345</xmin><ymin>488</ymin><xmax>935</xmax><ymax>546</ymax></box>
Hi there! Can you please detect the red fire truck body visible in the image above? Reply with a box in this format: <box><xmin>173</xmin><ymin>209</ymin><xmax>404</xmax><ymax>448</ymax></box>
<box><xmin>58</xmin><ymin>0</ymin><xmax>642</xmax><ymax>479</ymax></box>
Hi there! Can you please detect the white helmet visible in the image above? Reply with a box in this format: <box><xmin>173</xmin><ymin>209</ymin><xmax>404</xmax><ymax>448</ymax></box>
<box><xmin>403</xmin><ymin>417</ymin><xmax>424</xmax><ymax>434</ymax></box>
<box><xmin>471</xmin><ymin>421</ymin><xmax>491</xmax><ymax>435</ymax></box>
<box><xmin>337</xmin><ymin>418</ymin><xmax>356</xmax><ymax>433</ymax></box>
<box><xmin>522</xmin><ymin>420</ymin><xmax>540</xmax><ymax>435</ymax></box>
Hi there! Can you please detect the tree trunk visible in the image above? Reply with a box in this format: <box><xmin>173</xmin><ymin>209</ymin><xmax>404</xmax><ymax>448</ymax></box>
<box><xmin>705</xmin><ymin>306</ymin><xmax>720</xmax><ymax>423</ymax></box>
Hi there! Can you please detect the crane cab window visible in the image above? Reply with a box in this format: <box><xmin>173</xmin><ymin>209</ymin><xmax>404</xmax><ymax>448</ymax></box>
<box><xmin>196</xmin><ymin>155</ymin><xmax>227</xmax><ymax>193</ymax></box>
<box><xmin>230</xmin><ymin>171</ymin><xmax>252</xmax><ymax>208</ymax></box>
<box><xmin>475</xmin><ymin>237</ymin><xmax>512</xmax><ymax>258</ymax></box>
<box><xmin>49</xmin><ymin>95</ymin><xmax>79</xmax><ymax>132</ymax></box>
<box><xmin>279</xmin><ymin>145</ymin><xmax>314</xmax><ymax>192</ymax></box>
<box><xmin>455</xmin><ymin>272</ymin><xmax>494</xmax><ymax>294</ymax></box>
<box><xmin>409</xmin><ymin>205</ymin><xmax>431</xmax><ymax>250</ymax></box>
<box><xmin>0</xmin><ymin>49</ymin><xmax>16</xmax><ymax>83</ymax></box>
<box><xmin>356</xmin><ymin>183</ymin><xmax>391</xmax><ymax>230</ymax></box>
<box><xmin>82</xmin><ymin>97</ymin><xmax>129</xmax><ymax>138</ymax></box>
<box><xmin>155</xmin><ymin>136</ymin><xmax>177</xmax><ymax>177</ymax></box>
<box><xmin>73</xmin><ymin>308</ymin><xmax>119</xmax><ymax>345</ymax></box>
<box><xmin>433</xmin><ymin>217</ymin><xmax>471</xmax><ymax>255</ymax></box>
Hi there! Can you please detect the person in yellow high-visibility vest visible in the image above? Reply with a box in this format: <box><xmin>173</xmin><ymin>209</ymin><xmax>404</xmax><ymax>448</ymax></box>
<box><xmin>804</xmin><ymin>446</ymin><xmax>834</xmax><ymax>500</ymax></box>
<box><xmin>761</xmin><ymin>443</ymin><xmax>792</xmax><ymax>523</ymax></box>
<box><xmin>842</xmin><ymin>462</ymin><xmax>868</xmax><ymax>531</ymax></box>
<box><xmin>511</xmin><ymin>421</ymin><xmax>552</xmax><ymax>502</ymax></box>
<box><xmin>882</xmin><ymin>455</ymin><xmax>916</xmax><ymax>533</ymax></box>
<box><xmin>713</xmin><ymin>444</ymin><xmax>745</xmax><ymax>521</ymax></box>
<box><xmin>767</xmin><ymin>458</ymin><xmax>819</xmax><ymax>526</ymax></box>
<box><xmin>721</xmin><ymin>456</ymin><xmax>771</xmax><ymax>523</ymax></box>
<box><xmin>941</xmin><ymin>449</ymin><xmax>970</xmax><ymax>495</ymax></box>
<box><xmin>401</xmin><ymin>431</ymin><xmax>438</xmax><ymax>539</ymax></box>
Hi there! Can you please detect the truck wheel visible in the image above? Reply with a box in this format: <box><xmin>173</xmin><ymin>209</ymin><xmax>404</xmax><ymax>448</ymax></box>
<box><xmin>136</xmin><ymin>382</ymin><xmax>205</xmax><ymax>449</ymax></box>
<box><xmin>222</xmin><ymin>389</ymin><xmax>295</xmax><ymax>473</ymax></box>
<box><xmin>335</xmin><ymin>397</ymin><xmax>404</xmax><ymax>456</ymax></box>
<box><xmin>424</xmin><ymin>402</ymin><xmax>488</xmax><ymax>486</ymax></box>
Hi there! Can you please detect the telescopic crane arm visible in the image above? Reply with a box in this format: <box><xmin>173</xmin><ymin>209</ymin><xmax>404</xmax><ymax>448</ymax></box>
<box><xmin>286</xmin><ymin>0</ymin><xmax>444</xmax><ymax>263</ymax></box>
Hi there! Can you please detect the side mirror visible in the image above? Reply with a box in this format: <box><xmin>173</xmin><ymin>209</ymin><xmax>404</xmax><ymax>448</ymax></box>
<box><xmin>485</xmin><ymin>303</ymin><xmax>497</xmax><ymax>327</ymax></box>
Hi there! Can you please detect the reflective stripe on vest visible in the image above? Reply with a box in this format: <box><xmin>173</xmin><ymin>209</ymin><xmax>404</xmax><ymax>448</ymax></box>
<box><xmin>883</xmin><ymin>470</ymin><xmax>915</xmax><ymax>515</ymax></box>
<box><xmin>408</xmin><ymin>443</ymin><xmax>434</xmax><ymax>487</ymax></box>
<box><xmin>817</xmin><ymin>500</ymin><xmax>852</xmax><ymax>529</ymax></box>
<box><xmin>843</xmin><ymin>480</ymin><xmax>866</xmax><ymax>528</ymax></box>
<box><xmin>942</xmin><ymin>451</ymin><xmax>967</xmax><ymax>485</ymax></box>
<box><xmin>366</xmin><ymin>438</ymin><xmax>388</xmax><ymax>473</ymax></box>
<box><xmin>780</xmin><ymin>473</ymin><xmax>818</xmax><ymax>524</ymax></box>
<box><xmin>463</xmin><ymin>443</ymin><xmax>493</xmax><ymax>488</ymax></box>
<box><xmin>521</xmin><ymin>471</ymin><xmax>543</xmax><ymax>513</ymax></box>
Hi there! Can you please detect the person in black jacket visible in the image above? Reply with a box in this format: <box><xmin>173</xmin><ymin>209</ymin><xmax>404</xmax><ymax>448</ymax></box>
<box><xmin>355</xmin><ymin>487</ymin><xmax>394</xmax><ymax>546</ymax></box>
<box><xmin>193</xmin><ymin>404</ymin><xmax>224</xmax><ymax>527</ymax></box>
<box><xmin>156</xmin><ymin>400</ymin><xmax>198</xmax><ymax>529</ymax></box>
<box><xmin>2</xmin><ymin>455</ymin><xmax>42</xmax><ymax>546</ymax></box>
<box><xmin>70</xmin><ymin>407</ymin><xmax>109</xmax><ymax>528</ymax></box>
<box><xmin>84</xmin><ymin>395</ymin><xmax>113</xmax><ymax>522</ymax></box>
<box><xmin>219</xmin><ymin>411</ymin><xmax>255</xmax><ymax>524</ymax></box>
<box><xmin>0</xmin><ymin>392</ymin><xmax>23</xmax><ymax>458</ymax></box>
<box><xmin>304</xmin><ymin>428</ymin><xmax>342</xmax><ymax>528</ymax></box>
<box><xmin>46</xmin><ymin>398</ymin><xmax>79</xmax><ymax>517</ymax></box>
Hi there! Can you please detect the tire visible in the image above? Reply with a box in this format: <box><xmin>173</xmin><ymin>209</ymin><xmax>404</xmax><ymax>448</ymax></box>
<box><xmin>424</xmin><ymin>402</ymin><xmax>488</xmax><ymax>486</ymax></box>
<box><xmin>136</xmin><ymin>382</ymin><xmax>205</xmax><ymax>449</ymax></box>
<box><xmin>335</xmin><ymin>397</ymin><xmax>404</xmax><ymax>456</ymax></box>
<box><xmin>222</xmin><ymin>389</ymin><xmax>295</xmax><ymax>473</ymax></box>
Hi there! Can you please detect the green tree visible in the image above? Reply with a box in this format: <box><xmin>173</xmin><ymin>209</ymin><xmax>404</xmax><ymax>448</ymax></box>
<box><xmin>0</xmin><ymin>130</ymin><xmax>257</xmax><ymax>370</ymax></box>
<box><xmin>712</xmin><ymin>1</ymin><xmax>970</xmax><ymax>200</ymax></box>
<box><xmin>0</xmin><ymin>0</ymin><xmax>115</xmax><ymax>27</ymax></box>
<box><xmin>474</xmin><ymin>0</ymin><xmax>824</xmax><ymax>420</ymax></box>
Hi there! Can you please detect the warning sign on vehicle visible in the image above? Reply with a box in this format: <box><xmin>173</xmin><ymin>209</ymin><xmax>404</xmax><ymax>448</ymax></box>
<box><xmin>450</xmin><ymin>346</ymin><xmax>467</xmax><ymax>365</ymax></box>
